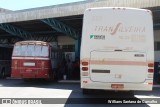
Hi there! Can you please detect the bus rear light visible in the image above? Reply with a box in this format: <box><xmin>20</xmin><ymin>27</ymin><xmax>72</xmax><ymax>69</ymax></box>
<box><xmin>83</xmin><ymin>80</ymin><xmax>88</xmax><ymax>84</ymax></box>
<box><xmin>82</xmin><ymin>62</ymin><xmax>88</xmax><ymax>66</ymax></box>
<box><xmin>82</xmin><ymin>67</ymin><xmax>88</xmax><ymax>71</ymax></box>
<box><xmin>148</xmin><ymin>69</ymin><xmax>154</xmax><ymax>73</ymax></box>
<box><xmin>82</xmin><ymin>72</ymin><xmax>88</xmax><ymax>76</ymax></box>
<box><xmin>41</xmin><ymin>61</ymin><xmax>45</xmax><ymax>70</ymax></box>
<box><xmin>147</xmin><ymin>82</ymin><xmax>153</xmax><ymax>85</ymax></box>
<box><xmin>148</xmin><ymin>63</ymin><xmax>154</xmax><ymax>67</ymax></box>
<box><xmin>111</xmin><ymin>84</ymin><xmax>124</xmax><ymax>89</ymax></box>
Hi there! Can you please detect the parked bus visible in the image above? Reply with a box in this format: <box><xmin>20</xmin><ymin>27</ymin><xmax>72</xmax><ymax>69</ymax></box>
<box><xmin>11</xmin><ymin>41</ymin><xmax>63</xmax><ymax>80</ymax></box>
<box><xmin>0</xmin><ymin>45</ymin><xmax>13</xmax><ymax>78</ymax></box>
<box><xmin>80</xmin><ymin>7</ymin><xmax>154</xmax><ymax>94</ymax></box>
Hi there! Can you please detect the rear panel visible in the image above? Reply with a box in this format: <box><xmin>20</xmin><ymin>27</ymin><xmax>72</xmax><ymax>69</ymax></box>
<box><xmin>80</xmin><ymin>7</ymin><xmax>154</xmax><ymax>91</ymax></box>
<box><xmin>11</xmin><ymin>41</ymin><xmax>51</xmax><ymax>79</ymax></box>
<box><xmin>11</xmin><ymin>58</ymin><xmax>50</xmax><ymax>78</ymax></box>
<box><xmin>90</xmin><ymin>51</ymin><xmax>147</xmax><ymax>83</ymax></box>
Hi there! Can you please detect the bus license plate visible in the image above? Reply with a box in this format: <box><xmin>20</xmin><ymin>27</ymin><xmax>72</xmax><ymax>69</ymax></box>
<box><xmin>111</xmin><ymin>84</ymin><xmax>124</xmax><ymax>89</ymax></box>
<box><xmin>23</xmin><ymin>62</ymin><xmax>35</xmax><ymax>66</ymax></box>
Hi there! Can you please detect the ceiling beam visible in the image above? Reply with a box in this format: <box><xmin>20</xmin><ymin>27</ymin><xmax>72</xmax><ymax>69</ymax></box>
<box><xmin>41</xmin><ymin>18</ymin><xmax>80</xmax><ymax>40</ymax></box>
<box><xmin>0</xmin><ymin>23</ymin><xmax>33</xmax><ymax>40</ymax></box>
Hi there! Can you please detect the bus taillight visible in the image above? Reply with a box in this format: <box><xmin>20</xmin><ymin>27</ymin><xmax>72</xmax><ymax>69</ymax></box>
<box><xmin>148</xmin><ymin>69</ymin><xmax>153</xmax><ymax>73</ymax></box>
<box><xmin>148</xmin><ymin>63</ymin><xmax>154</xmax><ymax>67</ymax></box>
<box><xmin>82</xmin><ymin>67</ymin><xmax>88</xmax><ymax>71</ymax></box>
<box><xmin>82</xmin><ymin>62</ymin><xmax>88</xmax><ymax>66</ymax></box>
<box><xmin>147</xmin><ymin>82</ymin><xmax>153</xmax><ymax>85</ymax></box>
<box><xmin>148</xmin><ymin>63</ymin><xmax>154</xmax><ymax>73</ymax></box>
<box><xmin>82</xmin><ymin>61</ymin><xmax>89</xmax><ymax>76</ymax></box>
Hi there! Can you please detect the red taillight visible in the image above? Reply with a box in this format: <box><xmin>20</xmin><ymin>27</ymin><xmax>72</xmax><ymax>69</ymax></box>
<box><xmin>147</xmin><ymin>82</ymin><xmax>153</xmax><ymax>85</ymax></box>
<box><xmin>83</xmin><ymin>80</ymin><xmax>88</xmax><ymax>84</ymax></box>
<box><xmin>82</xmin><ymin>62</ymin><xmax>88</xmax><ymax>66</ymax></box>
<box><xmin>148</xmin><ymin>63</ymin><xmax>154</xmax><ymax>67</ymax></box>
<box><xmin>82</xmin><ymin>67</ymin><xmax>88</xmax><ymax>71</ymax></box>
<box><xmin>148</xmin><ymin>69</ymin><xmax>153</xmax><ymax>73</ymax></box>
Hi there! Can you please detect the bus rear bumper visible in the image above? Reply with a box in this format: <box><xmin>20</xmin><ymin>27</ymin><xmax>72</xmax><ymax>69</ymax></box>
<box><xmin>81</xmin><ymin>79</ymin><xmax>153</xmax><ymax>91</ymax></box>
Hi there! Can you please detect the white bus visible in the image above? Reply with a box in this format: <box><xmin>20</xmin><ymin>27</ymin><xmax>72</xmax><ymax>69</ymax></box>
<box><xmin>80</xmin><ymin>7</ymin><xmax>154</xmax><ymax>93</ymax></box>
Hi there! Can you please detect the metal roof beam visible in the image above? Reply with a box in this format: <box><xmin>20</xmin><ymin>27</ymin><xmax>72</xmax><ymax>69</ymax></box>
<box><xmin>0</xmin><ymin>24</ymin><xmax>57</xmax><ymax>42</ymax></box>
<box><xmin>0</xmin><ymin>23</ymin><xmax>33</xmax><ymax>40</ymax></box>
<box><xmin>0</xmin><ymin>39</ymin><xmax>7</xmax><ymax>43</ymax></box>
<box><xmin>0</xmin><ymin>37</ymin><xmax>22</xmax><ymax>44</ymax></box>
<box><xmin>31</xmin><ymin>35</ymin><xmax>57</xmax><ymax>42</ymax></box>
<box><xmin>41</xmin><ymin>18</ymin><xmax>79</xmax><ymax>40</ymax></box>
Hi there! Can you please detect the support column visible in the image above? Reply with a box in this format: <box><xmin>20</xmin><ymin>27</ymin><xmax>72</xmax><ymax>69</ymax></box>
<box><xmin>75</xmin><ymin>39</ymin><xmax>79</xmax><ymax>58</ymax></box>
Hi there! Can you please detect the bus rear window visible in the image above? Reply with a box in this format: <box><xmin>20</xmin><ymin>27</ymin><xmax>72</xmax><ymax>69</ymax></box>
<box><xmin>13</xmin><ymin>45</ymin><xmax>49</xmax><ymax>57</ymax></box>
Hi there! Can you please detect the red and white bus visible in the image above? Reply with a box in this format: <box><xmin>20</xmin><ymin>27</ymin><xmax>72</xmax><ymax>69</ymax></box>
<box><xmin>0</xmin><ymin>45</ymin><xmax>13</xmax><ymax>78</ymax></box>
<box><xmin>11</xmin><ymin>41</ymin><xmax>63</xmax><ymax>80</ymax></box>
<box><xmin>80</xmin><ymin>7</ymin><xmax>154</xmax><ymax>93</ymax></box>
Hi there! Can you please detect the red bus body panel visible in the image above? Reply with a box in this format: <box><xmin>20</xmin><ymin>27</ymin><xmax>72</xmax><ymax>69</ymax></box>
<box><xmin>11</xmin><ymin>58</ymin><xmax>51</xmax><ymax>78</ymax></box>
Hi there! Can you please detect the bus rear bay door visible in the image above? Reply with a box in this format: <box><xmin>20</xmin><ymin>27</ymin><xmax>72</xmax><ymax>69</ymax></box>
<box><xmin>89</xmin><ymin>51</ymin><xmax>147</xmax><ymax>83</ymax></box>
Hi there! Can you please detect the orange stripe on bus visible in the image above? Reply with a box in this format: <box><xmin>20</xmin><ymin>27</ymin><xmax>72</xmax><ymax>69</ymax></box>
<box><xmin>81</xmin><ymin>60</ymin><xmax>148</xmax><ymax>66</ymax></box>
